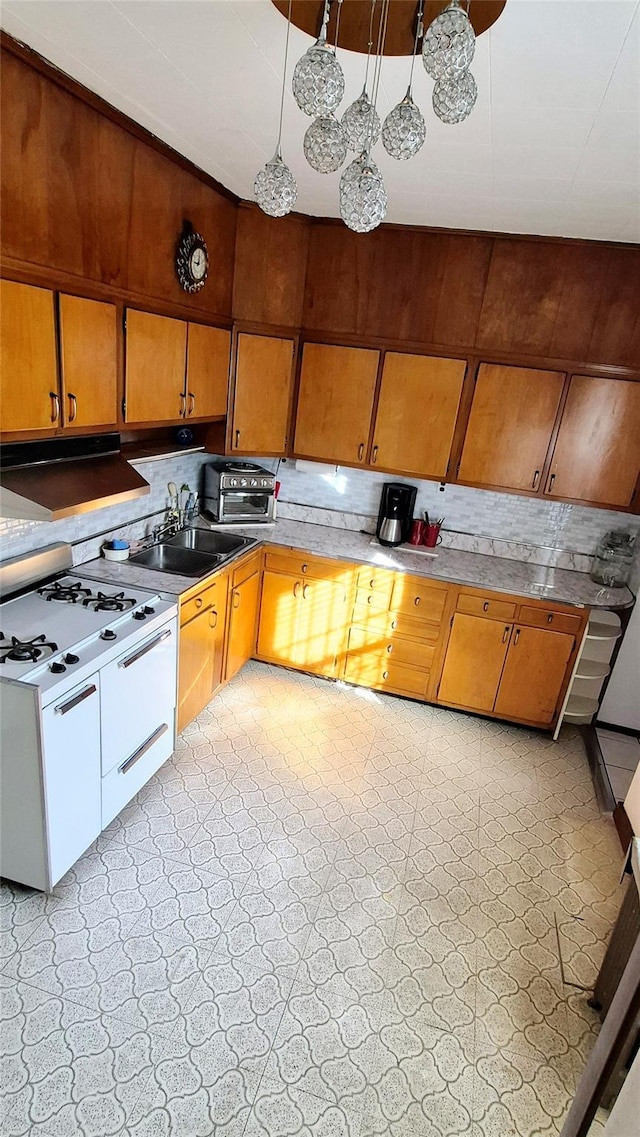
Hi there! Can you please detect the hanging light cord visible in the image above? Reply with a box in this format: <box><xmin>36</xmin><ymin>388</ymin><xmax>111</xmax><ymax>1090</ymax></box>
<box><xmin>275</xmin><ymin>0</ymin><xmax>293</xmax><ymax>156</ymax></box>
<box><xmin>408</xmin><ymin>0</ymin><xmax>424</xmax><ymax>96</ymax></box>
<box><xmin>363</xmin><ymin>0</ymin><xmax>377</xmax><ymax>93</ymax></box>
<box><xmin>318</xmin><ymin>0</ymin><xmax>331</xmax><ymax>43</ymax></box>
<box><xmin>333</xmin><ymin>0</ymin><xmax>343</xmax><ymax>51</ymax></box>
<box><xmin>366</xmin><ymin>0</ymin><xmax>390</xmax><ymax>155</ymax></box>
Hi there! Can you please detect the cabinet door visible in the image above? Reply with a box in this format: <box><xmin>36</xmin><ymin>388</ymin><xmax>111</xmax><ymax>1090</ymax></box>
<box><xmin>296</xmin><ymin>577</ymin><xmax>349</xmax><ymax>678</ymax></box>
<box><xmin>438</xmin><ymin>613</ymin><xmax>512</xmax><ymax>712</ymax></box>
<box><xmin>0</xmin><ymin>280</ymin><xmax>58</xmax><ymax>432</ymax></box>
<box><xmin>294</xmin><ymin>343</ymin><xmax>380</xmax><ymax>465</ymax></box>
<box><xmin>458</xmin><ymin>364</ymin><xmax>565</xmax><ymax>492</ymax></box>
<box><xmin>256</xmin><ymin>571</ymin><xmax>301</xmax><ymax>667</ymax></box>
<box><xmin>544</xmin><ymin>375</ymin><xmax>640</xmax><ymax>507</ymax></box>
<box><xmin>232</xmin><ymin>333</ymin><xmax>295</xmax><ymax>455</ymax></box>
<box><xmin>125</xmin><ymin>309</ymin><xmax>186</xmax><ymax>423</ymax></box>
<box><xmin>59</xmin><ymin>295</ymin><xmax>118</xmax><ymax>428</ymax></box>
<box><xmin>226</xmin><ymin>570</ymin><xmax>261</xmax><ymax>681</ymax></box>
<box><xmin>178</xmin><ymin>607</ymin><xmax>216</xmax><ymax>733</ymax></box>
<box><xmin>372</xmin><ymin>353</ymin><xmax>466</xmax><ymax>478</ymax></box>
<box><xmin>494</xmin><ymin>625</ymin><xmax>574</xmax><ymax>725</ymax></box>
<box><xmin>185</xmin><ymin>323</ymin><xmax>231</xmax><ymax>420</ymax></box>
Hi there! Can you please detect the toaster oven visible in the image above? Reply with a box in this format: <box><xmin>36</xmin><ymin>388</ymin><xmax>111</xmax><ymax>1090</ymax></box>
<box><xmin>202</xmin><ymin>460</ymin><xmax>276</xmax><ymax>524</ymax></box>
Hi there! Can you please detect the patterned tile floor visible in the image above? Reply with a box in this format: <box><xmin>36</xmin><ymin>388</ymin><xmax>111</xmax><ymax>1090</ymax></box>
<box><xmin>0</xmin><ymin>661</ymin><xmax>625</xmax><ymax>1137</ymax></box>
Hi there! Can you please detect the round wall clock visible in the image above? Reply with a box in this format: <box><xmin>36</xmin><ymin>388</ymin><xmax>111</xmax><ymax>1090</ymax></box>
<box><xmin>176</xmin><ymin>221</ymin><xmax>209</xmax><ymax>293</ymax></box>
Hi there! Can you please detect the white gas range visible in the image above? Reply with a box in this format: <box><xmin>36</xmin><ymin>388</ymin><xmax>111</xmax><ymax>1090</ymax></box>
<box><xmin>0</xmin><ymin>545</ymin><xmax>178</xmax><ymax>892</ymax></box>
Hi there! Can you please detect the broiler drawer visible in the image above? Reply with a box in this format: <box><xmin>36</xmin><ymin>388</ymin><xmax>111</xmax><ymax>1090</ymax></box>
<box><xmin>102</xmin><ymin>714</ymin><xmax>174</xmax><ymax>828</ymax></box>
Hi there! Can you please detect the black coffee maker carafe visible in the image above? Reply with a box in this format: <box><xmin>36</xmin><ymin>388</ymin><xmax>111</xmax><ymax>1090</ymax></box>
<box><xmin>376</xmin><ymin>483</ymin><xmax>417</xmax><ymax>547</ymax></box>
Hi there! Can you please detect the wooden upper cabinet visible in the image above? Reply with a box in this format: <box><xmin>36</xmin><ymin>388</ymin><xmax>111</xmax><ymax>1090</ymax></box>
<box><xmin>544</xmin><ymin>375</ymin><xmax>640</xmax><ymax>508</ymax></box>
<box><xmin>231</xmin><ymin>333</ymin><xmax>295</xmax><ymax>455</ymax></box>
<box><xmin>124</xmin><ymin>309</ymin><xmax>186</xmax><ymax>423</ymax></box>
<box><xmin>185</xmin><ymin>323</ymin><xmax>230</xmax><ymax>421</ymax></box>
<box><xmin>372</xmin><ymin>353</ymin><xmax>466</xmax><ymax>478</ymax></box>
<box><xmin>294</xmin><ymin>343</ymin><xmax>380</xmax><ymax>465</ymax></box>
<box><xmin>457</xmin><ymin>363</ymin><xmax>565</xmax><ymax>492</ymax></box>
<box><xmin>59</xmin><ymin>295</ymin><xmax>117</xmax><ymax>428</ymax></box>
<box><xmin>1</xmin><ymin>280</ymin><xmax>57</xmax><ymax>432</ymax></box>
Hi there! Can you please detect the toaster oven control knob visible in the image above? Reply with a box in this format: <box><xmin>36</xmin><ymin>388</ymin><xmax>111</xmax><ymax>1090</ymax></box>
<box><xmin>250</xmin><ymin>478</ymin><xmax>257</xmax><ymax>486</ymax></box>
<box><xmin>230</xmin><ymin>478</ymin><xmax>238</xmax><ymax>486</ymax></box>
<box><xmin>101</xmin><ymin>629</ymin><xmax>117</xmax><ymax>640</ymax></box>
<box><xmin>133</xmin><ymin>610</ymin><xmax>146</xmax><ymax>621</ymax></box>
<box><xmin>240</xmin><ymin>478</ymin><xmax>247</xmax><ymax>487</ymax></box>
<box><xmin>50</xmin><ymin>661</ymin><xmax>66</xmax><ymax>674</ymax></box>
<box><xmin>64</xmin><ymin>652</ymin><xmax>79</xmax><ymax>665</ymax></box>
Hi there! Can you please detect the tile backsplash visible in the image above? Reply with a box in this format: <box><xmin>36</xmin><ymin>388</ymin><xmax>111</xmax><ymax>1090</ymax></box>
<box><xmin>0</xmin><ymin>451</ymin><xmax>638</xmax><ymax>592</ymax></box>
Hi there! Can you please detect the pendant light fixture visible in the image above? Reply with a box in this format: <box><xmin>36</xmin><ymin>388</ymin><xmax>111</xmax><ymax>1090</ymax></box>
<box><xmin>255</xmin><ymin>0</ymin><xmax>297</xmax><ymax>217</ymax></box>
<box><xmin>341</xmin><ymin>0</ymin><xmax>381</xmax><ymax>154</ymax></box>
<box><xmin>339</xmin><ymin>0</ymin><xmax>389</xmax><ymax>233</ymax></box>
<box><xmin>292</xmin><ymin>0</ymin><xmax>345</xmax><ymax>117</ymax></box>
<box><xmin>382</xmin><ymin>1</ymin><xmax>426</xmax><ymax>161</ymax></box>
<box><xmin>422</xmin><ymin>0</ymin><xmax>476</xmax><ymax>81</ymax></box>
<box><xmin>303</xmin><ymin>2</ymin><xmax>348</xmax><ymax>174</ymax></box>
<box><xmin>433</xmin><ymin>68</ymin><xmax>478</xmax><ymax>124</ymax></box>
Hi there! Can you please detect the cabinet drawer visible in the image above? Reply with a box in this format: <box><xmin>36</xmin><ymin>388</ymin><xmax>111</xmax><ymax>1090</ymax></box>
<box><xmin>348</xmin><ymin>625</ymin><xmax>435</xmax><ymax>671</ymax></box>
<box><xmin>102</xmin><ymin>715</ymin><xmax>174</xmax><ymax>828</ymax></box>
<box><xmin>264</xmin><ymin>550</ymin><xmax>350</xmax><ymax>582</ymax></box>
<box><xmin>232</xmin><ymin>552</ymin><xmax>261</xmax><ymax>588</ymax></box>
<box><xmin>391</xmin><ymin>578</ymin><xmax>448</xmax><ymax>623</ymax></box>
<box><xmin>355</xmin><ymin>587</ymin><xmax>392</xmax><ymax>613</ymax></box>
<box><xmin>351</xmin><ymin>602</ymin><xmax>442</xmax><ymax>643</ymax></box>
<box><xmin>181</xmin><ymin>580</ymin><xmax>219</xmax><ymax>625</ymax></box>
<box><xmin>457</xmin><ymin>593</ymin><xmax>517</xmax><ymax>620</ymax></box>
<box><xmin>344</xmin><ymin>653</ymin><xmax>429</xmax><ymax>699</ymax></box>
<box><xmin>356</xmin><ymin>566</ymin><xmax>395</xmax><ymax>600</ymax></box>
<box><xmin>518</xmin><ymin>606</ymin><xmax>583</xmax><ymax>635</ymax></box>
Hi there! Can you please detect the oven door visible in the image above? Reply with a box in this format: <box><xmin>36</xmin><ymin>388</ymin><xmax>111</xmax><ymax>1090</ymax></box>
<box><xmin>220</xmin><ymin>491</ymin><xmax>275</xmax><ymax>523</ymax></box>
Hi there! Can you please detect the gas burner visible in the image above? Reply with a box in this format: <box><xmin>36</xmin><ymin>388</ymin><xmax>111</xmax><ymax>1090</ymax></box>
<box><xmin>82</xmin><ymin>591</ymin><xmax>136</xmax><ymax>613</ymax></box>
<box><xmin>0</xmin><ymin>634</ymin><xmax>58</xmax><ymax>664</ymax></box>
<box><xmin>38</xmin><ymin>581</ymin><xmax>93</xmax><ymax>604</ymax></box>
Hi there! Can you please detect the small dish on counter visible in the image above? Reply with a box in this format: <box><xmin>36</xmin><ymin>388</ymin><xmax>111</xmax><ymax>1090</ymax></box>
<box><xmin>102</xmin><ymin>540</ymin><xmax>130</xmax><ymax>561</ymax></box>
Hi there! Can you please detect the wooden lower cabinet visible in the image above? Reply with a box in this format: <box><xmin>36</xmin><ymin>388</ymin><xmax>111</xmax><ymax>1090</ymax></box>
<box><xmin>257</xmin><ymin>566</ymin><xmax>351</xmax><ymax>678</ymax></box>
<box><xmin>438</xmin><ymin>614</ymin><xmax>511</xmax><ymax>713</ymax></box>
<box><xmin>178</xmin><ymin>575</ymin><xmax>228</xmax><ymax>733</ymax></box>
<box><xmin>225</xmin><ymin>555</ymin><xmax>261</xmax><ymax>682</ymax></box>
<box><xmin>493</xmin><ymin>625</ymin><xmax>575</xmax><ymax>725</ymax></box>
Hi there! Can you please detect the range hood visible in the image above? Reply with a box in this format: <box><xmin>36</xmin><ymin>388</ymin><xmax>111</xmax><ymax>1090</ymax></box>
<box><xmin>0</xmin><ymin>434</ymin><xmax>150</xmax><ymax>521</ymax></box>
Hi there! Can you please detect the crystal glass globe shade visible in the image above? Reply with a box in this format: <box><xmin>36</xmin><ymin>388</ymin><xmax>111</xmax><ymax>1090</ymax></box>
<box><xmin>422</xmin><ymin>2</ymin><xmax>475</xmax><ymax>80</ymax></box>
<box><xmin>254</xmin><ymin>154</ymin><xmax>298</xmax><ymax>217</ymax></box>
<box><xmin>292</xmin><ymin>43</ymin><xmax>345</xmax><ymax>117</ymax></box>
<box><xmin>341</xmin><ymin>92</ymin><xmax>381</xmax><ymax>154</ymax></box>
<box><xmin>382</xmin><ymin>95</ymin><xmax>426</xmax><ymax>161</ymax></box>
<box><xmin>339</xmin><ymin>155</ymin><xmax>387</xmax><ymax>233</ymax></box>
<box><xmin>303</xmin><ymin>115</ymin><xmax>347</xmax><ymax>173</ymax></box>
<box><xmin>432</xmin><ymin>70</ymin><xmax>477</xmax><ymax>124</ymax></box>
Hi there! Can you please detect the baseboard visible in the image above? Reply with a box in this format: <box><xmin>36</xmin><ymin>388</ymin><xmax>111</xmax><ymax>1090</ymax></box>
<box><xmin>581</xmin><ymin>724</ymin><xmax>616</xmax><ymax>813</ymax></box>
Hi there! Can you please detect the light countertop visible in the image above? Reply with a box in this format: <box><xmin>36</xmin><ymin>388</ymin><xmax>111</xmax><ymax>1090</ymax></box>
<box><xmin>79</xmin><ymin>517</ymin><xmax>635</xmax><ymax>610</ymax></box>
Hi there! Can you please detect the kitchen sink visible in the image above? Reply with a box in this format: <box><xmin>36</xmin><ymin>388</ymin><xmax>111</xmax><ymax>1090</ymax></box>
<box><xmin>167</xmin><ymin>529</ymin><xmax>255</xmax><ymax>556</ymax></box>
<box><xmin>130</xmin><ymin>544</ymin><xmax>222</xmax><ymax>578</ymax></box>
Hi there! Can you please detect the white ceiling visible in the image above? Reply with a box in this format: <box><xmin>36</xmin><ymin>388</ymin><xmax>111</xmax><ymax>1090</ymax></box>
<box><xmin>2</xmin><ymin>0</ymin><xmax>639</xmax><ymax>241</ymax></box>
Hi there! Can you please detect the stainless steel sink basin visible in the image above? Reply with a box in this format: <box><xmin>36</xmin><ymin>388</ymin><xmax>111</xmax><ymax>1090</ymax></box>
<box><xmin>168</xmin><ymin>529</ymin><xmax>255</xmax><ymax>556</ymax></box>
<box><xmin>130</xmin><ymin>544</ymin><xmax>222</xmax><ymax>578</ymax></box>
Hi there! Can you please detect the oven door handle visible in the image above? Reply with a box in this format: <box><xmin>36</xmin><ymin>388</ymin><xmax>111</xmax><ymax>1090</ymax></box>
<box><xmin>118</xmin><ymin>628</ymin><xmax>172</xmax><ymax>669</ymax></box>
<box><xmin>119</xmin><ymin>723</ymin><xmax>169</xmax><ymax>774</ymax></box>
<box><xmin>54</xmin><ymin>683</ymin><xmax>97</xmax><ymax>716</ymax></box>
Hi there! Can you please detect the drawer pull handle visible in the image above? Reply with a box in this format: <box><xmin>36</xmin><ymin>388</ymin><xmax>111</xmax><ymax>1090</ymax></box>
<box><xmin>235</xmin><ymin>428</ymin><xmax>240</xmax><ymax>448</ymax></box>
<box><xmin>358</xmin><ymin>442</ymin><xmax>364</xmax><ymax>461</ymax></box>
<box><xmin>502</xmin><ymin>625</ymin><xmax>510</xmax><ymax>644</ymax></box>
<box><xmin>50</xmin><ymin>391</ymin><xmax>60</xmax><ymax>423</ymax></box>
<box><xmin>209</xmin><ymin>610</ymin><xmax>218</xmax><ymax>629</ymax></box>
<box><xmin>372</xmin><ymin>445</ymin><xmax>378</xmax><ymax>464</ymax></box>
<box><xmin>55</xmin><ymin>683</ymin><xmax>97</xmax><ymax>716</ymax></box>
<box><xmin>513</xmin><ymin>628</ymin><xmax>521</xmax><ymax>646</ymax></box>
<box><xmin>483</xmin><ymin>601</ymin><xmax>489</xmax><ymax>612</ymax></box>
<box><xmin>547</xmin><ymin>472</ymin><xmax>556</xmax><ymax>494</ymax></box>
<box><xmin>293</xmin><ymin>581</ymin><xmax>301</xmax><ymax>598</ymax></box>
<box><xmin>547</xmin><ymin>613</ymin><xmax>553</xmax><ymax>624</ymax></box>
<box><xmin>532</xmin><ymin>469</ymin><xmax>540</xmax><ymax>490</ymax></box>
<box><xmin>179</xmin><ymin>393</ymin><xmax>186</xmax><ymax>417</ymax></box>
<box><xmin>119</xmin><ymin>723</ymin><xmax>169</xmax><ymax>775</ymax></box>
<box><xmin>188</xmin><ymin>391</ymin><xmax>195</xmax><ymax>416</ymax></box>
<box><xmin>303</xmin><ymin>584</ymin><xmax>309</xmax><ymax>599</ymax></box>
<box><xmin>119</xmin><ymin>628</ymin><xmax>172</xmax><ymax>669</ymax></box>
<box><xmin>383</xmin><ymin>670</ymin><xmax>389</xmax><ymax>680</ymax></box>
<box><xmin>302</xmin><ymin>564</ymin><xmax>308</xmax><ymax>573</ymax></box>
<box><xmin>414</xmin><ymin>597</ymin><xmax>420</xmax><ymax>607</ymax></box>
<box><xmin>391</xmin><ymin>620</ymin><xmax>397</xmax><ymax>630</ymax></box>
<box><xmin>232</xmin><ymin>589</ymin><xmax>240</xmax><ymax>609</ymax></box>
<box><xmin>387</xmin><ymin>644</ymin><xmax>393</xmax><ymax>654</ymax></box>
<box><xmin>68</xmin><ymin>393</ymin><xmax>77</xmax><ymax>422</ymax></box>
<box><xmin>370</xmin><ymin>579</ymin><xmax>375</xmax><ymax>588</ymax></box>
<box><xmin>367</xmin><ymin>596</ymin><xmax>374</xmax><ymax>605</ymax></box>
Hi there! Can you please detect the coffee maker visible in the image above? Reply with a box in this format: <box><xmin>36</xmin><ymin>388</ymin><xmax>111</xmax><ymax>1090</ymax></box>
<box><xmin>376</xmin><ymin>483</ymin><xmax>417</xmax><ymax>547</ymax></box>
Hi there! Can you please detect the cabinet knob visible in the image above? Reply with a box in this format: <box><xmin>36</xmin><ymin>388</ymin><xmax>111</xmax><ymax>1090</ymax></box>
<box><xmin>414</xmin><ymin>597</ymin><xmax>420</xmax><ymax>606</ymax></box>
<box><xmin>391</xmin><ymin>620</ymin><xmax>397</xmax><ymax>630</ymax></box>
<box><xmin>302</xmin><ymin>563</ymin><xmax>308</xmax><ymax>573</ymax></box>
<box><xmin>370</xmin><ymin>579</ymin><xmax>375</xmax><ymax>588</ymax></box>
<box><xmin>483</xmin><ymin>601</ymin><xmax>489</xmax><ymax>612</ymax></box>
<box><xmin>387</xmin><ymin>644</ymin><xmax>393</xmax><ymax>654</ymax></box>
<box><xmin>68</xmin><ymin>393</ymin><xmax>77</xmax><ymax>422</ymax></box>
<box><xmin>383</xmin><ymin>670</ymin><xmax>389</xmax><ymax>680</ymax></box>
<box><xmin>195</xmin><ymin>597</ymin><xmax>203</xmax><ymax>609</ymax></box>
<box><xmin>49</xmin><ymin>391</ymin><xmax>60</xmax><ymax>423</ymax></box>
<box><xmin>547</xmin><ymin>613</ymin><xmax>554</xmax><ymax>624</ymax></box>
<box><xmin>367</xmin><ymin>596</ymin><xmax>374</xmax><ymax>605</ymax></box>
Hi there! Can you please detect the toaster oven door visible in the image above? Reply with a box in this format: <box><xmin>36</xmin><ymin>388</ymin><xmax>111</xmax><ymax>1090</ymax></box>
<box><xmin>220</xmin><ymin>491</ymin><xmax>274</xmax><ymax>522</ymax></box>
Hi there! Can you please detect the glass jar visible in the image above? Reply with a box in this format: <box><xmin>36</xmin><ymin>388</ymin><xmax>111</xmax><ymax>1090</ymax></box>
<box><xmin>590</xmin><ymin>530</ymin><xmax>636</xmax><ymax>588</ymax></box>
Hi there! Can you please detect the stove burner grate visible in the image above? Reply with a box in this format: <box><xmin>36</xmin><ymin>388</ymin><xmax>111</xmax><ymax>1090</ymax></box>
<box><xmin>0</xmin><ymin>633</ymin><xmax>59</xmax><ymax>664</ymax></box>
<box><xmin>82</xmin><ymin>591</ymin><xmax>136</xmax><ymax>613</ymax></box>
<box><xmin>38</xmin><ymin>581</ymin><xmax>92</xmax><ymax>604</ymax></box>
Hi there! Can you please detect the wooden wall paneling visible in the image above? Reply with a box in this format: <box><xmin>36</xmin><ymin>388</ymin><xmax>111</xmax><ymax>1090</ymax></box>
<box><xmin>58</xmin><ymin>294</ymin><xmax>118</xmax><ymax>428</ymax></box>
<box><xmin>546</xmin><ymin>243</ymin><xmax>615</xmax><ymax>363</ymax></box>
<box><xmin>476</xmin><ymin>238</ymin><xmax>569</xmax><ymax>357</ymax></box>
<box><xmin>232</xmin><ymin>205</ymin><xmax>310</xmax><ymax>326</ymax></box>
<box><xmin>587</xmin><ymin>246</ymin><xmax>640</xmax><ymax>370</ymax></box>
<box><xmin>457</xmin><ymin>363</ymin><xmax>566</xmax><ymax>492</ymax></box>
<box><xmin>0</xmin><ymin>279</ymin><xmax>58</xmax><ymax>432</ymax></box>
<box><xmin>544</xmin><ymin>375</ymin><xmax>640</xmax><ymax>508</ymax></box>
<box><xmin>303</xmin><ymin>225</ymin><xmax>374</xmax><ymax>335</ymax></box>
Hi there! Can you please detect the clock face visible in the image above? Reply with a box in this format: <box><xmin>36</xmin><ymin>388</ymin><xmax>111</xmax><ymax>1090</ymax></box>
<box><xmin>176</xmin><ymin>226</ymin><xmax>209</xmax><ymax>293</ymax></box>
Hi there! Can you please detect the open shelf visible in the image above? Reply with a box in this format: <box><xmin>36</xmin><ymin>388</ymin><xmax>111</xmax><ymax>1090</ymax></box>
<box><xmin>564</xmin><ymin>694</ymin><xmax>599</xmax><ymax>723</ymax></box>
<box><xmin>574</xmin><ymin>659</ymin><xmax>611</xmax><ymax>681</ymax></box>
<box><xmin>587</xmin><ymin>617</ymin><xmax>622</xmax><ymax>642</ymax></box>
